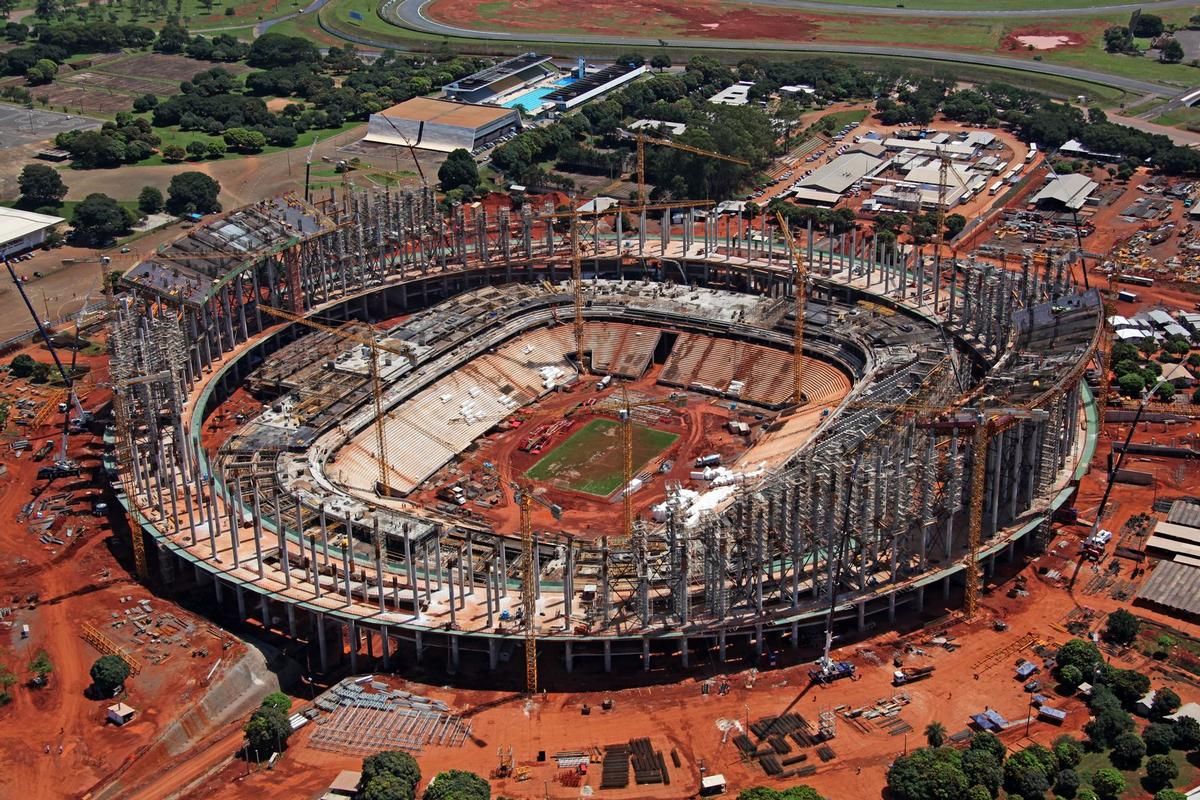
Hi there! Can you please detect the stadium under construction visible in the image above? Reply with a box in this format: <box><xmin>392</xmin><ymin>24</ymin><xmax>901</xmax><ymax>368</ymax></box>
<box><xmin>106</xmin><ymin>188</ymin><xmax>1101</xmax><ymax>681</ymax></box>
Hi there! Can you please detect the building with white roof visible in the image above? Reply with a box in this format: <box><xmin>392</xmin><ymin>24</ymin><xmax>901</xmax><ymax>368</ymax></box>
<box><xmin>709</xmin><ymin>81</ymin><xmax>755</xmax><ymax>106</ymax></box>
<box><xmin>629</xmin><ymin>119</ymin><xmax>687</xmax><ymax>135</ymax></box>
<box><xmin>0</xmin><ymin>207</ymin><xmax>64</xmax><ymax>258</ymax></box>
<box><xmin>1031</xmin><ymin>173</ymin><xmax>1098</xmax><ymax>211</ymax></box>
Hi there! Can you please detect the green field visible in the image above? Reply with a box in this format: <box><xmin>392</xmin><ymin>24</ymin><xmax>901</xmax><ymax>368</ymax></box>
<box><xmin>524</xmin><ymin>417</ymin><xmax>678</xmax><ymax>497</ymax></box>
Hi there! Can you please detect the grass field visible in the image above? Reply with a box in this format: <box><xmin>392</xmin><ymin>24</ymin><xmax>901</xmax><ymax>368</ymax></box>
<box><xmin>524</xmin><ymin>418</ymin><xmax>678</xmax><ymax>497</ymax></box>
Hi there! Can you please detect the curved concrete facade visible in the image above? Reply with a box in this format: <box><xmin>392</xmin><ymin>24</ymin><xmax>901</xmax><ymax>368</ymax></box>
<box><xmin>108</xmin><ymin>189</ymin><xmax>1100</xmax><ymax>679</ymax></box>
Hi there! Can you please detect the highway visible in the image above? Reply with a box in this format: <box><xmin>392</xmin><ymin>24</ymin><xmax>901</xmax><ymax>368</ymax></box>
<box><xmin>376</xmin><ymin>0</ymin><xmax>1186</xmax><ymax>99</ymax></box>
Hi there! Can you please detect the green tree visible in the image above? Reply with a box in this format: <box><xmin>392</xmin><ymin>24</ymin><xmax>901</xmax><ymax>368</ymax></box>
<box><xmin>154</xmin><ymin>16</ymin><xmax>188</xmax><ymax>52</ymax></box>
<box><xmin>89</xmin><ymin>654</ymin><xmax>131</xmax><ymax>695</ymax></box>
<box><xmin>650</xmin><ymin>54</ymin><xmax>671</xmax><ymax>71</ymax></box>
<box><xmin>925</xmin><ymin>720</ymin><xmax>947</xmax><ymax>748</ymax></box>
<box><xmin>966</xmin><ymin>787</ymin><xmax>991</xmax><ymax>800</ymax></box>
<box><xmin>1058</xmin><ymin>664</ymin><xmax>1083</xmax><ymax>692</ymax></box>
<box><xmin>1154</xmin><ymin>791</ymin><xmax>1188</xmax><ymax>800</ymax></box>
<box><xmin>1056</xmin><ymin>639</ymin><xmax>1102</xmax><ymax>675</ymax></box>
<box><xmin>361</xmin><ymin>772</ymin><xmax>411</xmax><ymax>800</ymax></box>
<box><xmin>1091</xmin><ymin>768</ymin><xmax>1125</xmax><ymax>800</ymax></box>
<box><xmin>243</xmin><ymin>705</ymin><xmax>291</xmax><ymax>756</ymax></box>
<box><xmin>437</xmin><ymin>148</ymin><xmax>479</xmax><ymax>191</ymax></box>
<box><xmin>1104</xmin><ymin>609</ymin><xmax>1140</xmax><ymax>645</ymax></box>
<box><xmin>887</xmin><ymin>748</ymin><xmax>968</xmax><ymax>800</ymax></box>
<box><xmin>1053</xmin><ymin>736</ymin><xmax>1084</xmax><ymax>769</ymax></box>
<box><xmin>944</xmin><ymin>213</ymin><xmax>967</xmax><ymax>238</ymax></box>
<box><xmin>72</xmin><ymin>193</ymin><xmax>134</xmax><ymax>246</ymax></box>
<box><xmin>1151</xmin><ymin>687</ymin><xmax>1181</xmax><ymax>719</ymax></box>
<box><xmin>1118</xmin><ymin>372</ymin><xmax>1145</xmax><ymax>397</ymax></box>
<box><xmin>961</xmin><ymin>747</ymin><xmax>1002</xmax><ymax>796</ymax></box>
<box><xmin>1145</xmin><ymin>754</ymin><xmax>1179</xmax><ymax>791</ymax></box>
<box><xmin>18</xmin><ymin>163</ymin><xmax>67</xmax><ymax>206</ymax></box>
<box><xmin>1106</xmin><ymin>668</ymin><xmax>1150</xmax><ymax>708</ymax></box>
<box><xmin>1173</xmin><ymin>716</ymin><xmax>1200</xmax><ymax>750</ymax></box>
<box><xmin>1111</xmin><ymin>732</ymin><xmax>1146</xmax><ymax>770</ymax></box>
<box><xmin>261</xmin><ymin>691</ymin><xmax>291</xmax><ymax>712</ymax></box>
<box><xmin>222</xmin><ymin>127</ymin><xmax>266</xmax><ymax>153</ymax></box>
<box><xmin>1144</xmin><ymin>722</ymin><xmax>1177</xmax><ymax>755</ymax></box>
<box><xmin>137</xmin><ymin>185</ymin><xmax>163</xmax><ymax>214</ymax></box>
<box><xmin>166</xmin><ymin>172</ymin><xmax>220</xmax><ymax>215</ymax></box>
<box><xmin>969</xmin><ymin>731</ymin><xmax>1007</xmax><ymax>762</ymax></box>
<box><xmin>185</xmin><ymin>139</ymin><xmax>208</xmax><ymax>159</ymax></box>
<box><xmin>205</xmin><ymin>141</ymin><xmax>226</xmax><ymax>159</ymax></box>
<box><xmin>1157</xmin><ymin>383</ymin><xmax>1176</xmax><ymax>402</ymax></box>
<box><xmin>26</xmin><ymin>57</ymin><xmax>58</xmax><ymax>85</ymax></box>
<box><xmin>0</xmin><ymin>663</ymin><xmax>16</xmax><ymax>704</ymax></box>
<box><xmin>162</xmin><ymin>144</ymin><xmax>186</xmax><ymax>163</ymax></box>
<box><xmin>10</xmin><ymin>353</ymin><xmax>36</xmax><ymax>377</ymax></box>
<box><xmin>1003</xmin><ymin>748</ymin><xmax>1053</xmax><ymax>798</ymax></box>
<box><xmin>29</xmin><ymin>649</ymin><xmax>52</xmax><ymax>685</ymax></box>
<box><xmin>1133</xmin><ymin>13</ymin><xmax>1164</xmax><ymax>37</ymax></box>
<box><xmin>1055</xmin><ymin>767</ymin><xmax>1080</xmax><ymax>798</ymax></box>
<box><xmin>422</xmin><ymin>769</ymin><xmax>489</xmax><ymax>800</ymax></box>
<box><xmin>359</xmin><ymin>750</ymin><xmax>420</xmax><ymax>798</ymax></box>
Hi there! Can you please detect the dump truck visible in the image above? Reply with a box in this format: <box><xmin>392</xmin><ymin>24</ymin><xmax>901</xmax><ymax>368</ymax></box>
<box><xmin>892</xmin><ymin>665</ymin><xmax>936</xmax><ymax>685</ymax></box>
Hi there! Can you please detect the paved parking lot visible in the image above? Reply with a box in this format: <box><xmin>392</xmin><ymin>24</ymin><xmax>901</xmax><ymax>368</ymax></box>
<box><xmin>0</xmin><ymin>103</ymin><xmax>101</xmax><ymax>149</ymax></box>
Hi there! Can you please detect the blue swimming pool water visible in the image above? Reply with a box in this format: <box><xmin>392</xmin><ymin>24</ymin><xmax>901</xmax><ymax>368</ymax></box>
<box><xmin>502</xmin><ymin>77</ymin><xmax>578</xmax><ymax>112</ymax></box>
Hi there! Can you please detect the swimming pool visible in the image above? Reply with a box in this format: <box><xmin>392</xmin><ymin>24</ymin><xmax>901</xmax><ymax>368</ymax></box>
<box><xmin>501</xmin><ymin>77</ymin><xmax>578</xmax><ymax>112</ymax></box>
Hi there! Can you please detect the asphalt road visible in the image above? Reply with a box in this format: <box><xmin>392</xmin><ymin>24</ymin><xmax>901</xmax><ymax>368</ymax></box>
<box><xmin>380</xmin><ymin>0</ymin><xmax>1184</xmax><ymax>98</ymax></box>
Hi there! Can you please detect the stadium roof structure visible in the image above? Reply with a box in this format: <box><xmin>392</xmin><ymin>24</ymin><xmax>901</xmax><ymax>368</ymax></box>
<box><xmin>444</xmin><ymin>53</ymin><xmax>552</xmax><ymax>94</ymax></box>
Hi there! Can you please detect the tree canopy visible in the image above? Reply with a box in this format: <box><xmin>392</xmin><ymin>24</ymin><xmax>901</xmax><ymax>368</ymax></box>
<box><xmin>359</xmin><ymin>750</ymin><xmax>420</xmax><ymax>800</ymax></box>
<box><xmin>422</xmin><ymin>770</ymin><xmax>490</xmax><ymax>800</ymax></box>
<box><xmin>18</xmin><ymin>163</ymin><xmax>66</xmax><ymax>206</ymax></box>
<box><xmin>166</xmin><ymin>172</ymin><xmax>220</xmax><ymax>215</ymax></box>
<box><xmin>89</xmin><ymin>654</ymin><xmax>131</xmax><ymax>695</ymax></box>
<box><xmin>1103</xmin><ymin>609</ymin><xmax>1140</xmax><ymax>645</ymax></box>
<box><xmin>71</xmin><ymin>193</ymin><xmax>134</xmax><ymax>246</ymax></box>
<box><xmin>438</xmin><ymin>148</ymin><xmax>479</xmax><ymax>191</ymax></box>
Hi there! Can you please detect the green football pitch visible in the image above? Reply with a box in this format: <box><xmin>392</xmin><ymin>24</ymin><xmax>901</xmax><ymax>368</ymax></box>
<box><xmin>524</xmin><ymin>418</ymin><xmax>679</xmax><ymax>497</ymax></box>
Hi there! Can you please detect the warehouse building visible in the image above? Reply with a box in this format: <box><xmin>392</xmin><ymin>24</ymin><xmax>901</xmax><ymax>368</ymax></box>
<box><xmin>789</xmin><ymin>152</ymin><xmax>885</xmax><ymax>205</ymax></box>
<box><xmin>443</xmin><ymin>53</ymin><xmax>555</xmax><ymax>103</ymax></box>
<box><xmin>0</xmin><ymin>206</ymin><xmax>64</xmax><ymax>258</ymax></box>
<box><xmin>364</xmin><ymin>98</ymin><xmax>521</xmax><ymax>153</ymax></box>
<box><xmin>1032</xmin><ymin>173</ymin><xmax>1098</xmax><ymax>211</ymax></box>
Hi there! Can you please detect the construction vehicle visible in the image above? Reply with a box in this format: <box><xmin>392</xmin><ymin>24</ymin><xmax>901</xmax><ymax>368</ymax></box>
<box><xmin>892</xmin><ymin>665</ymin><xmax>936</xmax><ymax>685</ymax></box>
<box><xmin>5</xmin><ymin>257</ymin><xmax>89</xmax><ymax>481</ymax></box>
<box><xmin>810</xmin><ymin>660</ymin><xmax>855</xmax><ymax>684</ymax></box>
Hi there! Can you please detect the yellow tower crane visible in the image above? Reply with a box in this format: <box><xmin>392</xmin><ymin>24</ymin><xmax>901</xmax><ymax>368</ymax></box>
<box><xmin>258</xmin><ymin>305</ymin><xmax>416</xmax><ymax>497</ymax></box>
<box><xmin>633</xmin><ymin>133</ymin><xmax>750</xmax><ymax>205</ymax></box>
<box><xmin>776</xmin><ymin>211</ymin><xmax>808</xmax><ymax>406</ymax></box>
<box><xmin>537</xmin><ymin>200</ymin><xmax>717</xmax><ymax>370</ymax></box>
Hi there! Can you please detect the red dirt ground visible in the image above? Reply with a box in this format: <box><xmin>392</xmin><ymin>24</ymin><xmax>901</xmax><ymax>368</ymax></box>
<box><xmin>426</xmin><ymin>0</ymin><xmax>823</xmax><ymax>41</ymax></box>
<box><xmin>412</xmin><ymin>367</ymin><xmax>760</xmax><ymax>539</ymax></box>
<box><xmin>1001</xmin><ymin>28</ymin><xmax>1087</xmax><ymax>51</ymax></box>
<box><xmin>0</xmin><ymin>337</ymin><xmax>251</xmax><ymax>800</ymax></box>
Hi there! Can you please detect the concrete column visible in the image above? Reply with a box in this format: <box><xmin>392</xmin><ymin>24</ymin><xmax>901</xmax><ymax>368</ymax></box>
<box><xmin>680</xmin><ymin>637</ymin><xmax>689</xmax><ymax>668</ymax></box>
<box><xmin>489</xmin><ymin>638</ymin><xmax>499</xmax><ymax>671</ymax></box>
<box><xmin>348</xmin><ymin>623</ymin><xmax>358</xmax><ymax>672</ymax></box>
<box><xmin>857</xmin><ymin>599</ymin><xmax>866</xmax><ymax>631</ymax></box>
<box><xmin>450</xmin><ymin>635</ymin><xmax>460</xmax><ymax>671</ymax></box>
<box><xmin>316</xmin><ymin>612</ymin><xmax>328</xmax><ymax>672</ymax></box>
<box><xmin>603</xmin><ymin>639</ymin><xmax>612</xmax><ymax>673</ymax></box>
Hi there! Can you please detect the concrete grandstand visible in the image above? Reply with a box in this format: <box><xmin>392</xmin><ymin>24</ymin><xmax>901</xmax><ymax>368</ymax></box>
<box><xmin>107</xmin><ymin>187</ymin><xmax>1099</xmax><ymax>679</ymax></box>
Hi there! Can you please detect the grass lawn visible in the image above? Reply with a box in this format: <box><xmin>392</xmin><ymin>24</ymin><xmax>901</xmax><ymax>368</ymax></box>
<box><xmin>1152</xmin><ymin>106</ymin><xmax>1200</xmax><ymax>131</ymax></box>
<box><xmin>524</xmin><ymin>417</ymin><xmax>678</xmax><ymax>497</ymax></box>
<box><xmin>810</xmin><ymin>108</ymin><xmax>868</xmax><ymax>134</ymax></box>
<box><xmin>21</xmin><ymin>0</ymin><xmax>297</xmax><ymax>30</ymax></box>
<box><xmin>1076</xmin><ymin>743</ymin><xmax>1197</xmax><ymax>798</ymax></box>
<box><xmin>133</xmin><ymin>120</ymin><xmax>363</xmax><ymax>167</ymax></box>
